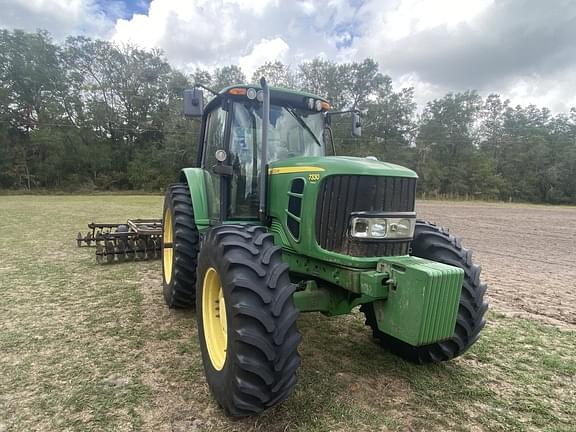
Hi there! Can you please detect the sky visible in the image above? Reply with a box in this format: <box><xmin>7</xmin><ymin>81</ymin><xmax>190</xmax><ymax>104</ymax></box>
<box><xmin>1</xmin><ymin>0</ymin><xmax>576</xmax><ymax>112</ymax></box>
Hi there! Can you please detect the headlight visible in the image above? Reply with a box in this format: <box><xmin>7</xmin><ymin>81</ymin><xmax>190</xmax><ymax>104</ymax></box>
<box><xmin>349</xmin><ymin>215</ymin><xmax>415</xmax><ymax>239</ymax></box>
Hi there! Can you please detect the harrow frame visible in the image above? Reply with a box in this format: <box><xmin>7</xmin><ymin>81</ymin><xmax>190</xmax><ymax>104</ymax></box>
<box><xmin>76</xmin><ymin>219</ymin><xmax>162</xmax><ymax>264</ymax></box>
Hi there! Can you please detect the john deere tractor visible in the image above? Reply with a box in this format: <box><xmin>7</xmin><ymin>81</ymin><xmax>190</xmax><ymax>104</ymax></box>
<box><xmin>161</xmin><ymin>78</ymin><xmax>488</xmax><ymax>416</ymax></box>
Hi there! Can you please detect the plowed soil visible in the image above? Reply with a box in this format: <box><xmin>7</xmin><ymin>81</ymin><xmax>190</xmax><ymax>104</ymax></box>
<box><xmin>417</xmin><ymin>201</ymin><xmax>576</xmax><ymax>328</ymax></box>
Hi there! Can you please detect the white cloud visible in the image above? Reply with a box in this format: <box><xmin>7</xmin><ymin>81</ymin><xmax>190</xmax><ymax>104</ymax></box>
<box><xmin>297</xmin><ymin>1</ymin><xmax>316</xmax><ymax>16</ymax></box>
<box><xmin>113</xmin><ymin>13</ymin><xmax>162</xmax><ymax>49</ymax></box>
<box><xmin>222</xmin><ymin>0</ymin><xmax>278</xmax><ymax>15</ymax></box>
<box><xmin>382</xmin><ymin>0</ymin><xmax>493</xmax><ymax>41</ymax></box>
<box><xmin>108</xmin><ymin>0</ymin><xmax>349</xmax><ymax>73</ymax></box>
<box><xmin>112</xmin><ymin>0</ymin><xmax>244</xmax><ymax>63</ymax></box>
<box><xmin>355</xmin><ymin>0</ymin><xmax>494</xmax><ymax>57</ymax></box>
<box><xmin>353</xmin><ymin>0</ymin><xmax>576</xmax><ymax>111</ymax></box>
<box><xmin>1</xmin><ymin>0</ymin><xmax>575</xmax><ymax>112</ymax></box>
<box><xmin>505</xmin><ymin>70</ymin><xmax>576</xmax><ymax>113</ymax></box>
<box><xmin>0</xmin><ymin>0</ymin><xmax>113</xmax><ymax>39</ymax></box>
<box><xmin>238</xmin><ymin>38</ymin><xmax>290</xmax><ymax>78</ymax></box>
<box><xmin>396</xmin><ymin>72</ymin><xmax>445</xmax><ymax>108</ymax></box>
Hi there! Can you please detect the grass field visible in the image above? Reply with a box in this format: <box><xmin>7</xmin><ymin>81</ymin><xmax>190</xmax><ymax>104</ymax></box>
<box><xmin>0</xmin><ymin>196</ymin><xmax>574</xmax><ymax>431</ymax></box>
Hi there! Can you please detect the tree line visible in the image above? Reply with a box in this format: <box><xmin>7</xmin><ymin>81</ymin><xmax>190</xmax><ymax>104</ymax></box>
<box><xmin>1</xmin><ymin>29</ymin><xmax>575</xmax><ymax>203</ymax></box>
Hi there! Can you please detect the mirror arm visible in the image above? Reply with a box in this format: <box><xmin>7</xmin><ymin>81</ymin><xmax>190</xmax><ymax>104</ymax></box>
<box><xmin>326</xmin><ymin>109</ymin><xmax>362</xmax><ymax>138</ymax></box>
<box><xmin>324</xmin><ymin>126</ymin><xmax>336</xmax><ymax>156</ymax></box>
<box><xmin>326</xmin><ymin>109</ymin><xmax>359</xmax><ymax>116</ymax></box>
<box><xmin>194</xmin><ymin>83</ymin><xmax>219</xmax><ymax>96</ymax></box>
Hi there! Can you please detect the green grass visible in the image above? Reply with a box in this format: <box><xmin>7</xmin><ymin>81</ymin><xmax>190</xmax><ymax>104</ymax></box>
<box><xmin>0</xmin><ymin>196</ymin><xmax>574</xmax><ymax>431</ymax></box>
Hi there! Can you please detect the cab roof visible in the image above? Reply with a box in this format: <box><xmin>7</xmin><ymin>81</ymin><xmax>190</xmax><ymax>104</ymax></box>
<box><xmin>218</xmin><ymin>84</ymin><xmax>329</xmax><ymax>103</ymax></box>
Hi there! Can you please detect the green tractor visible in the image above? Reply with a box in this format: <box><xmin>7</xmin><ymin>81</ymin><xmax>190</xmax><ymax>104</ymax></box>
<box><xmin>161</xmin><ymin>78</ymin><xmax>488</xmax><ymax>416</ymax></box>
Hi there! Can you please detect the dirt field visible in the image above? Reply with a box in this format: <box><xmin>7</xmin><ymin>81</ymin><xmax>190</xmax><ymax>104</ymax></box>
<box><xmin>0</xmin><ymin>196</ymin><xmax>574</xmax><ymax>432</ymax></box>
<box><xmin>417</xmin><ymin>201</ymin><xmax>576</xmax><ymax>328</ymax></box>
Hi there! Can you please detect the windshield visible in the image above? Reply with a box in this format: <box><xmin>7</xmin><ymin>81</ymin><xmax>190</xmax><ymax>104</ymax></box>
<box><xmin>228</xmin><ymin>102</ymin><xmax>324</xmax><ymax>218</ymax></box>
<box><xmin>230</xmin><ymin>102</ymin><xmax>324</xmax><ymax>161</ymax></box>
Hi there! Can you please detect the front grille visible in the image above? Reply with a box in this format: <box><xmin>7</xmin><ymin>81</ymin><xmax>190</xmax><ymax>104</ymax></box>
<box><xmin>315</xmin><ymin>175</ymin><xmax>416</xmax><ymax>257</ymax></box>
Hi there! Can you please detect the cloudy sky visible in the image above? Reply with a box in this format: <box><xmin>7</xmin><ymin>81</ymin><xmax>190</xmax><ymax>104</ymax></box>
<box><xmin>1</xmin><ymin>0</ymin><xmax>576</xmax><ymax>112</ymax></box>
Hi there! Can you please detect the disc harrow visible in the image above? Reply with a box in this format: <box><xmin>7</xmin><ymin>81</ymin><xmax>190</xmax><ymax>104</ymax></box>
<box><xmin>76</xmin><ymin>219</ymin><xmax>162</xmax><ymax>264</ymax></box>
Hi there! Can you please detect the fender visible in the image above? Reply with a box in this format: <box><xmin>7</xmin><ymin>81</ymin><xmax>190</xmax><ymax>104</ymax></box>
<box><xmin>179</xmin><ymin>168</ymin><xmax>210</xmax><ymax>229</ymax></box>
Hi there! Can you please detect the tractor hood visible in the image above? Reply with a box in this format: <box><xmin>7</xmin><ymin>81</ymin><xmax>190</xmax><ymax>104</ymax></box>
<box><xmin>268</xmin><ymin>156</ymin><xmax>418</xmax><ymax>178</ymax></box>
<box><xmin>266</xmin><ymin>154</ymin><xmax>418</xmax><ymax>269</ymax></box>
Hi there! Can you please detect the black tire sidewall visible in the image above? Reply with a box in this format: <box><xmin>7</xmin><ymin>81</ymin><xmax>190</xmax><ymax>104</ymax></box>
<box><xmin>195</xmin><ymin>225</ymin><xmax>301</xmax><ymax>415</ymax></box>
<box><xmin>195</xmin><ymin>236</ymin><xmax>238</xmax><ymax>405</ymax></box>
<box><xmin>161</xmin><ymin>183</ymin><xmax>199</xmax><ymax>308</ymax></box>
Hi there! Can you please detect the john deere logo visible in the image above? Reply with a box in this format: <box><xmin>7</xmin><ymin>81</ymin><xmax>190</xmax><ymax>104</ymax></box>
<box><xmin>308</xmin><ymin>173</ymin><xmax>320</xmax><ymax>182</ymax></box>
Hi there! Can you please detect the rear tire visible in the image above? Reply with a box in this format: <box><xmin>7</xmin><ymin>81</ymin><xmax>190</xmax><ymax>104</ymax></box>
<box><xmin>361</xmin><ymin>220</ymin><xmax>488</xmax><ymax>364</ymax></box>
<box><xmin>196</xmin><ymin>225</ymin><xmax>301</xmax><ymax>416</ymax></box>
<box><xmin>162</xmin><ymin>183</ymin><xmax>200</xmax><ymax>308</ymax></box>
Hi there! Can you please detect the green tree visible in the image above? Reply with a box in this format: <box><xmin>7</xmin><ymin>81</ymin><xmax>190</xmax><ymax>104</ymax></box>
<box><xmin>298</xmin><ymin>58</ymin><xmax>349</xmax><ymax>109</ymax></box>
<box><xmin>361</xmin><ymin>76</ymin><xmax>417</xmax><ymax>166</ymax></box>
<box><xmin>342</xmin><ymin>58</ymin><xmax>385</xmax><ymax>109</ymax></box>
<box><xmin>212</xmin><ymin>65</ymin><xmax>246</xmax><ymax>91</ymax></box>
<box><xmin>0</xmin><ymin>29</ymin><xmax>66</xmax><ymax>189</ymax></box>
<box><xmin>416</xmin><ymin>91</ymin><xmax>485</xmax><ymax>196</ymax></box>
<box><xmin>192</xmin><ymin>69</ymin><xmax>212</xmax><ymax>87</ymax></box>
<box><xmin>1</xmin><ymin>28</ymin><xmax>575</xmax><ymax>203</ymax></box>
<box><xmin>251</xmin><ymin>61</ymin><xmax>296</xmax><ymax>87</ymax></box>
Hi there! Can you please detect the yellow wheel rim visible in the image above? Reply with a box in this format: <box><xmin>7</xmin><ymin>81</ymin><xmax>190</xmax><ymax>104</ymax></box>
<box><xmin>162</xmin><ymin>207</ymin><xmax>173</xmax><ymax>284</ymax></box>
<box><xmin>202</xmin><ymin>267</ymin><xmax>228</xmax><ymax>370</ymax></box>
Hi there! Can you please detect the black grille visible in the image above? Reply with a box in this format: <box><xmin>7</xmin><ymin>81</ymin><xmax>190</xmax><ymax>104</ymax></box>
<box><xmin>315</xmin><ymin>175</ymin><xmax>416</xmax><ymax>257</ymax></box>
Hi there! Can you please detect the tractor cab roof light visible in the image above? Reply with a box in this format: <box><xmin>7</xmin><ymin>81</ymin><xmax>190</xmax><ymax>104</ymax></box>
<box><xmin>227</xmin><ymin>87</ymin><xmax>329</xmax><ymax>110</ymax></box>
<box><xmin>306</xmin><ymin>98</ymin><xmax>315</xmax><ymax>110</ymax></box>
<box><xmin>228</xmin><ymin>88</ymin><xmax>247</xmax><ymax>96</ymax></box>
<box><xmin>246</xmin><ymin>88</ymin><xmax>257</xmax><ymax>99</ymax></box>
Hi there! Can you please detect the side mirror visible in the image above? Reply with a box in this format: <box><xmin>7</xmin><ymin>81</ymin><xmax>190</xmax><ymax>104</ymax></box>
<box><xmin>352</xmin><ymin>111</ymin><xmax>362</xmax><ymax>137</ymax></box>
<box><xmin>183</xmin><ymin>88</ymin><xmax>204</xmax><ymax>118</ymax></box>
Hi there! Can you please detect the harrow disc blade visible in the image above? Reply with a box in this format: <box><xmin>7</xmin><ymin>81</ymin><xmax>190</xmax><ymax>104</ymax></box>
<box><xmin>126</xmin><ymin>239</ymin><xmax>136</xmax><ymax>261</ymax></box>
<box><xmin>116</xmin><ymin>239</ymin><xmax>126</xmax><ymax>263</ymax></box>
<box><xmin>77</xmin><ymin>232</ymin><xmax>83</xmax><ymax>247</ymax></box>
<box><xmin>154</xmin><ymin>236</ymin><xmax>162</xmax><ymax>257</ymax></box>
<box><xmin>135</xmin><ymin>239</ymin><xmax>146</xmax><ymax>260</ymax></box>
<box><xmin>105</xmin><ymin>241</ymin><xmax>115</xmax><ymax>264</ymax></box>
<box><xmin>152</xmin><ymin>237</ymin><xmax>161</xmax><ymax>259</ymax></box>
<box><xmin>96</xmin><ymin>243</ymin><xmax>104</xmax><ymax>265</ymax></box>
<box><xmin>146</xmin><ymin>238</ymin><xmax>157</xmax><ymax>259</ymax></box>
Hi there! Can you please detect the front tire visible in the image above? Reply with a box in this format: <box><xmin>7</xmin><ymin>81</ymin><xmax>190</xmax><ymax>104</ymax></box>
<box><xmin>196</xmin><ymin>225</ymin><xmax>301</xmax><ymax>416</ymax></box>
<box><xmin>361</xmin><ymin>220</ymin><xmax>488</xmax><ymax>364</ymax></box>
<box><xmin>162</xmin><ymin>183</ymin><xmax>199</xmax><ymax>308</ymax></box>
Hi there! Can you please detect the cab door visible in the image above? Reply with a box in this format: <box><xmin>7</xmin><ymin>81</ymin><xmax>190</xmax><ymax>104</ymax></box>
<box><xmin>202</xmin><ymin>105</ymin><xmax>229</xmax><ymax>222</ymax></box>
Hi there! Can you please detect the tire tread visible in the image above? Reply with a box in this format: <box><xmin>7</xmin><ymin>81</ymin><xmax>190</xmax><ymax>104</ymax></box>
<box><xmin>197</xmin><ymin>224</ymin><xmax>301</xmax><ymax>416</ymax></box>
<box><xmin>163</xmin><ymin>183</ymin><xmax>199</xmax><ymax>308</ymax></box>
<box><xmin>361</xmin><ymin>219</ymin><xmax>488</xmax><ymax>364</ymax></box>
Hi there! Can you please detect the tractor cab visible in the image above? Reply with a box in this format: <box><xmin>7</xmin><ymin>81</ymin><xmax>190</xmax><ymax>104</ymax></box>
<box><xmin>183</xmin><ymin>82</ymin><xmax>359</xmax><ymax>222</ymax></box>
